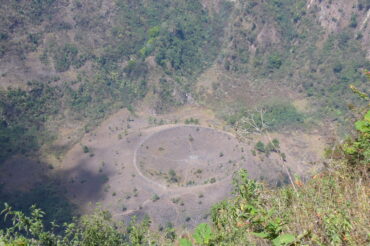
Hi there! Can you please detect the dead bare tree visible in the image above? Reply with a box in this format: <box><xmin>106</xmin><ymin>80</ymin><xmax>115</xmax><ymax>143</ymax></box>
<box><xmin>234</xmin><ymin>108</ymin><xmax>298</xmax><ymax>193</ymax></box>
<box><xmin>235</xmin><ymin>108</ymin><xmax>268</xmax><ymax>135</ymax></box>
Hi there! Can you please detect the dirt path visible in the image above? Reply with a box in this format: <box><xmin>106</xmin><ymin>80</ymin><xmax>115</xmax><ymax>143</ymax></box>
<box><xmin>107</xmin><ymin>124</ymin><xmax>243</xmax><ymax>223</ymax></box>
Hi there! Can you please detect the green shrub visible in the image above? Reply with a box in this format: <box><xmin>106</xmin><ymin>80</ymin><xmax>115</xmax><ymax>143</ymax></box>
<box><xmin>53</xmin><ymin>44</ymin><xmax>79</xmax><ymax>72</ymax></box>
<box><xmin>272</xmin><ymin>139</ymin><xmax>280</xmax><ymax>148</ymax></box>
<box><xmin>255</xmin><ymin>141</ymin><xmax>265</xmax><ymax>153</ymax></box>
<box><xmin>349</xmin><ymin>14</ymin><xmax>358</xmax><ymax>28</ymax></box>
<box><xmin>152</xmin><ymin>194</ymin><xmax>160</xmax><ymax>202</ymax></box>
<box><xmin>82</xmin><ymin>145</ymin><xmax>90</xmax><ymax>153</ymax></box>
<box><xmin>268</xmin><ymin>53</ymin><xmax>283</xmax><ymax>70</ymax></box>
<box><xmin>184</xmin><ymin>118</ymin><xmax>200</xmax><ymax>124</ymax></box>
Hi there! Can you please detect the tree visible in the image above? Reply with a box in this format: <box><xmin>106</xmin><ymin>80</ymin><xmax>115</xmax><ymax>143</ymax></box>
<box><xmin>268</xmin><ymin>54</ymin><xmax>282</xmax><ymax>70</ymax></box>
<box><xmin>168</xmin><ymin>169</ymin><xmax>178</xmax><ymax>183</ymax></box>
<box><xmin>152</xmin><ymin>194</ymin><xmax>160</xmax><ymax>202</ymax></box>
<box><xmin>255</xmin><ymin>141</ymin><xmax>265</xmax><ymax>153</ymax></box>
<box><xmin>83</xmin><ymin>145</ymin><xmax>90</xmax><ymax>153</ymax></box>
<box><xmin>272</xmin><ymin>139</ymin><xmax>280</xmax><ymax>148</ymax></box>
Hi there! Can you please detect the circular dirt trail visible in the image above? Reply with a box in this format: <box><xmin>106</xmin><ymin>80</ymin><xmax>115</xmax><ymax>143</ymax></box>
<box><xmin>134</xmin><ymin>125</ymin><xmax>245</xmax><ymax>189</ymax></box>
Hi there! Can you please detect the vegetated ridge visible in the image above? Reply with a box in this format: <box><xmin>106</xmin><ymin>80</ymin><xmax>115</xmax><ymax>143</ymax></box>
<box><xmin>0</xmin><ymin>0</ymin><xmax>369</xmax><ymax>245</ymax></box>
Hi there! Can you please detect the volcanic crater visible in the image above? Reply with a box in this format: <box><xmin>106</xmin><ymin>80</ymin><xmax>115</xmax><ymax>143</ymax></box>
<box><xmin>59</xmin><ymin>109</ymin><xmax>302</xmax><ymax>228</ymax></box>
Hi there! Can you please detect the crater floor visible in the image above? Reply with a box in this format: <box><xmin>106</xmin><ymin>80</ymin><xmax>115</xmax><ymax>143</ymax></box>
<box><xmin>57</xmin><ymin>108</ymin><xmax>321</xmax><ymax>228</ymax></box>
<box><xmin>136</xmin><ymin>126</ymin><xmax>245</xmax><ymax>188</ymax></box>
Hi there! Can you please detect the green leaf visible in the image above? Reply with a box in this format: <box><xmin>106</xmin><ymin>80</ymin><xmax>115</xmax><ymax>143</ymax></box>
<box><xmin>253</xmin><ymin>232</ymin><xmax>269</xmax><ymax>239</ymax></box>
<box><xmin>344</xmin><ymin>146</ymin><xmax>356</xmax><ymax>155</ymax></box>
<box><xmin>179</xmin><ymin>238</ymin><xmax>193</xmax><ymax>246</ymax></box>
<box><xmin>364</xmin><ymin>110</ymin><xmax>370</xmax><ymax>122</ymax></box>
<box><xmin>193</xmin><ymin>223</ymin><xmax>212</xmax><ymax>244</ymax></box>
<box><xmin>355</xmin><ymin>120</ymin><xmax>370</xmax><ymax>133</ymax></box>
<box><xmin>272</xmin><ymin>234</ymin><xmax>296</xmax><ymax>246</ymax></box>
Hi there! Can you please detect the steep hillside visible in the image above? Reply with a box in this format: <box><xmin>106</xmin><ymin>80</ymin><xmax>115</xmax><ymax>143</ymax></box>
<box><xmin>0</xmin><ymin>0</ymin><xmax>232</xmax><ymax>162</ymax></box>
<box><xmin>0</xmin><ymin>0</ymin><xmax>369</xmax><ymax>243</ymax></box>
<box><xmin>0</xmin><ymin>0</ymin><xmax>369</xmax><ymax>163</ymax></box>
<box><xmin>200</xmin><ymin>0</ymin><xmax>369</xmax><ymax>132</ymax></box>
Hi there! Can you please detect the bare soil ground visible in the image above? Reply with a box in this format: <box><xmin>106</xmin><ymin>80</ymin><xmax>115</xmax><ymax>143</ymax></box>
<box><xmin>136</xmin><ymin>126</ymin><xmax>246</xmax><ymax>187</ymax></box>
<box><xmin>53</xmin><ymin>106</ymin><xmax>325</xmax><ymax>228</ymax></box>
<box><xmin>58</xmin><ymin>108</ymin><xmax>259</xmax><ymax>228</ymax></box>
<box><xmin>0</xmin><ymin>105</ymin><xmax>327</xmax><ymax>228</ymax></box>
